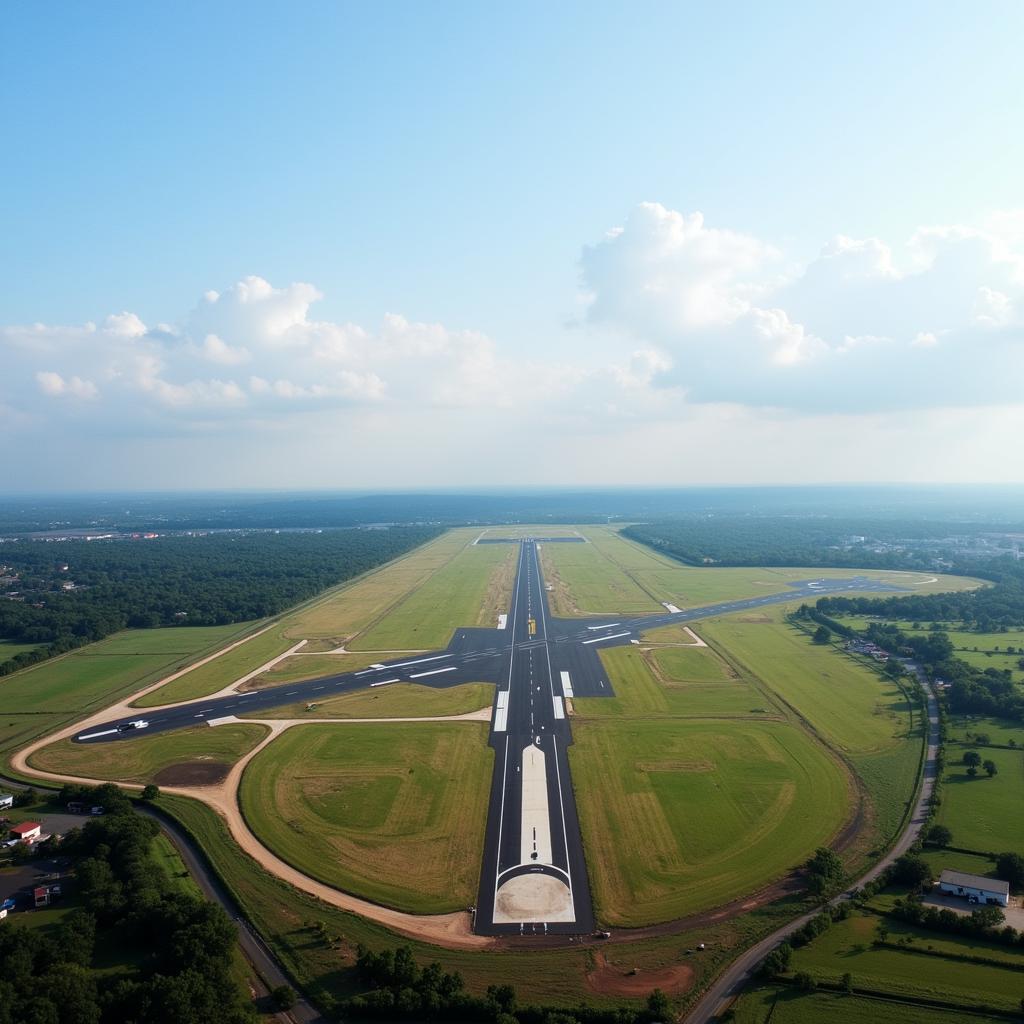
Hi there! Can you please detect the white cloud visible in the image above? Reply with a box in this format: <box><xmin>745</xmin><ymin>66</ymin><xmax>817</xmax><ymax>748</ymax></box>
<box><xmin>35</xmin><ymin>371</ymin><xmax>98</xmax><ymax>399</ymax></box>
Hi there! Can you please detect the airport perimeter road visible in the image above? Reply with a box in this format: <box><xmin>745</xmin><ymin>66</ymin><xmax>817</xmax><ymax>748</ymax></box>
<box><xmin>683</xmin><ymin>672</ymin><xmax>941</xmax><ymax>1023</ymax></box>
<box><xmin>474</xmin><ymin>541</ymin><xmax>594</xmax><ymax>935</ymax></box>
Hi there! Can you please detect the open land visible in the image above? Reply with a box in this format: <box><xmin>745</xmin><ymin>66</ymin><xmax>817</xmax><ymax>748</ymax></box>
<box><xmin>239</xmin><ymin>722</ymin><xmax>493</xmax><ymax>913</ymax></box>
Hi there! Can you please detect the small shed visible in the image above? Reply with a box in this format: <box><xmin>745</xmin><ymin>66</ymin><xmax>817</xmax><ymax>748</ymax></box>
<box><xmin>10</xmin><ymin>822</ymin><xmax>41</xmax><ymax>843</ymax></box>
<box><xmin>938</xmin><ymin>869</ymin><xmax>1010</xmax><ymax>907</ymax></box>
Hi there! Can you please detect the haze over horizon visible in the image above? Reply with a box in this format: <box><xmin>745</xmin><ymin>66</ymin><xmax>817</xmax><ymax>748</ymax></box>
<box><xmin>3</xmin><ymin>2</ymin><xmax>1023</xmax><ymax>491</ymax></box>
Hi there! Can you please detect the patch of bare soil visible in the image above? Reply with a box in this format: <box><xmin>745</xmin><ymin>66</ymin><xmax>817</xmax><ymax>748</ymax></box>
<box><xmin>586</xmin><ymin>952</ymin><xmax>694</xmax><ymax>997</ymax></box>
<box><xmin>735</xmin><ymin>614</ymin><xmax>771</xmax><ymax>623</ymax></box>
<box><xmin>154</xmin><ymin>761</ymin><xmax>230</xmax><ymax>786</ymax></box>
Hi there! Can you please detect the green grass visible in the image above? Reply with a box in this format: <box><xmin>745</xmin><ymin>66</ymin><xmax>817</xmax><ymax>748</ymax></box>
<box><xmin>239</xmin><ymin>722</ymin><xmax>493</xmax><ymax>913</ymax></box>
<box><xmin>569</xmin><ymin>718</ymin><xmax>850</xmax><ymax>925</ymax></box>
<box><xmin>849</xmin><ymin>725</ymin><xmax>925</xmax><ymax>850</ymax></box>
<box><xmin>134</xmin><ymin>627</ymin><xmax>293</xmax><ymax>707</ymax></box>
<box><xmin>239</xmin><ymin>680</ymin><xmax>492</xmax><ymax>719</ymax></box>
<box><xmin>946</xmin><ymin>714</ymin><xmax>1024</xmax><ymax>748</ymax></box>
<box><xmin>918</xmin><ymin>848</ymin><xmax>998</xmax><ymax>880</ymax></box>
<box><xmin>349</xmin><ymin>541</ymin><xmax>515</xmax><ymax>651</ymax></box>
<box><xmin>649</xmin><ymin>644</ymin><xmax>732</xmax><ymax>682</ymax></box>
<box><xmin>701</xmin><ymin>609</ymin><xmax>911</xmax><ymax>756</ymax></box>
<box><xmin>788</xmin><ymin>911</ymin><xmax>1024</xmax><ymax>1012</ymax></box>
<box><xmin>733</xmin><ymin>986</ymin><xmax>1008</xmax><ymax>1023</ymax></box>
<box><xmin>150</xmin><ymin>832</ymin><xmax>204</xmax><ymax>898</ymax></box>
<box><xmin>935</xmin><ymin>745</ymin><xmax>1024</xmax><ymax>852</ymax></box>
<box><xmin>0</xmin><ymin>640</ymin><xmax>39</xmax><ymax>661</ymax></box>
<box><xmin>28</xmin><ymin>723</ymin><xmax>268</xmax><ymax>784</ymax></box>
<box><xmin>154</xmin><ymin>791</ymin><xmax>803</xmax><ymax>1013</ymax></box>
<box><xmin>575</xmin><ymin>645</ymin><xmax>763</xmax><ymax>718</ymax></box>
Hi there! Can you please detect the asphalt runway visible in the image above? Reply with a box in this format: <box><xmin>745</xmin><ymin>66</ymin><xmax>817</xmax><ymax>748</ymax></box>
<box><xmin>73</xmin><ymin>542</ymin><xmax>907</xmax><ymax>935</ymax></box>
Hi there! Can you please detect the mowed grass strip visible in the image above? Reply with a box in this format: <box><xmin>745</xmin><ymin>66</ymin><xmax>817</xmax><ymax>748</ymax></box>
<box><xmin>700</xmin><ymin>608</ymin><xmax>910</xmax><ymax>755</ymax></box>
<box><xmin>134</xmin><ymin>627</ymin><xmax>294</xmax><ymax>706</ymax></box>
<box><xmin>239</xmin><ymin>681</ymin><xmax>493</xmax><ymax>719</ymax></box>
<box><xmin>0</xmin><ymin>623</ymin><xmax>252</xmax><ymax>715</ymax></box>
<box><xmin>28</xmin><ymin>723</ymin><xmax>268</xmax><ymax>784</ymax></box>
<box><xmin>280</xmin><ymin>529</ymin><xmax>475</xmax><ymax>641</ymax></box>
<box><xmin>239</xmin><ymin>722</ymin><xmax>492</xmax><ymax>913</ymax></box>
<box><xmin>936</xmin><ymin>745</ymin><xmax>1024</xmax><ymax>851</ymax></box>
<box><xmin>569</xmin><ymin>719</ymin><xmax>849</xmax><ymax>925</ymax></box>
<box><xmin>350</xmin><ymin>541</ymin><xmax>517</xmax><ymax>651</ymax></box>
<box><xmin>788</xmin><ymin>911</ymin><xmax>1024</xmax><ymax>1012</ymax></box>
<box><xmin>575</xmin><ymin>646</ymin><xmax>762</xmax><ymax>718</ymax></box>
<box><xmin>733</xmin><ymin>986</ymin><xmax>1007</xmax><ymax>1024</ymax></box>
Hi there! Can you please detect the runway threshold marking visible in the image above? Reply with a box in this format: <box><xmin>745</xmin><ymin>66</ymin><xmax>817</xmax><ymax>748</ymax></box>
<box><xmin>559</xmin><ymin>671</ymin><xmax>573</xmax><ymax>698</ymax></box>
<box><xmin>370</xmin><ymin>677</ymin><xmax>400</xmax><ymax>687</ymax></box>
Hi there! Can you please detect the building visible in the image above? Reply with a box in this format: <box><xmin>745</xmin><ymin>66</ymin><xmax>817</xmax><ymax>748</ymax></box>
<box><xmin>9</xmin><ymin>822</ymin><xmax>41</xmax><ymax>844</ymax></box>
<box><xmin>0</xmin><ymin>793</ymin><xmax>13</xmax><ymax>810</ymax></box>
<box><xmin>938</xmin><ymin>869</ymin><xmax>1010</xmax><ymax>907</ymax></box>
<box><xmin>33</xmin><ymin>884</ymin><xmax>62</xmax><ymax>908</ymax></box>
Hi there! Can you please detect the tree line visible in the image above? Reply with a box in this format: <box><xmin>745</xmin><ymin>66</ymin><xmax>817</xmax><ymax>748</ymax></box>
<box><xmin>0</xmin><ymin>526</ymin><xmax>440</xmax><ymax>675</ymax></box>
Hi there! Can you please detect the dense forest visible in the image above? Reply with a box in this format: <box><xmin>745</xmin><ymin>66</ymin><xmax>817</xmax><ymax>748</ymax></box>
<box><xmin>621</xmin><ymin>517</ymin><xmax>1017</xmax><ymax>570</ymax></box>
<box><xmin>0</xmin><ymin>784</ymin><xmax>254</xmax><ymax>1024</ymax></box>
<box><xmin>0</xmin><ymin>527</ymin><xmax>440</xmax><ymax>675</ymax></box>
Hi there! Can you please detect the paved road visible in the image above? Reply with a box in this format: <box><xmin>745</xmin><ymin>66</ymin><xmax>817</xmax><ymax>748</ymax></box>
<box><xmin>683</xmin><ymin>664</ymin><xmax>940</xmax><ymax>1023</ymax></box>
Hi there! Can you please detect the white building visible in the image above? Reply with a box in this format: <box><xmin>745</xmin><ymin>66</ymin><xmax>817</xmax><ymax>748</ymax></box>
<box><xmin>0</xmin><ymin>793</ymin><xmax>13</xmax><ymax>810</ymax></box>
<box><xmin>938</xmin><ymin>869</ymin><xmax>1010</xmax><ymax>907</ymax></box>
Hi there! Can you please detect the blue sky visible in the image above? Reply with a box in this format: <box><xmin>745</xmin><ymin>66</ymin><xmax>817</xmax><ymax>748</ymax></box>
<box><xmin>2</xmin><ymin>2</ymin><xmax>1023</xmax><ymax>490</ymax></box>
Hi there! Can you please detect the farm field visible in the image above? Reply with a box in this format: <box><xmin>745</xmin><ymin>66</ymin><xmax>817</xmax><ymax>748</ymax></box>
<box><xmin>238</xmin><ymin>681</ymin><xmax>492</xmax><ymax>719</ymax></box>
<box><xmin>732</xmin><ymin>986</ymin><xmax>1007</xmax><ymax>1024</ymax></box>
<box><xmin>349</xmin><ymin>540</ymin><xmax>517</xmax><ymax>651</ymax></box>
<box><xmin>787</xmin><ymin>911</ymin><xmax>1024</xmax><ymax>1012</ymax></box>
<box><xmin>133</xmin><ymin>627</ymin><xmax>292</xmax><ymax>707</ymax></box>
<box><xmin>239</xmin><ymin>722</ymin><xmax>493</xmax><ymax>914</ymax></box>
<box><xmin>574</xmin><ymin>645</ymin><xmax>766</xmax><ymax>718</ymax></box>
<box><xmin>29</xmin><ymin>722</ymin><xmax>268</xmax><ymax>785</ymax></box>
<box><xmin>700</xmin><ymin>607</ymin><xmax>912</xmax><ymax>756</ymax></box>
<box><xmin>935</xmin><ymin>744</ymin><xmax>1024</xmax><ymax>851</ymax></box>
<box><xmin>569</xmin><ymin>718</ymin><xmax>849</xmax><ymax>925</ymax></box>
<box><xmin>280</xmin><ymin>529</ymin><xmax>476</xmax><ymax>641</ymax></box>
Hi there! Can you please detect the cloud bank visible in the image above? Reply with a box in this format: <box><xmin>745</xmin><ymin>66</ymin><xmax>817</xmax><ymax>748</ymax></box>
<box><xmin>2</xmin><ymin>203</ymin><xmax>1022</xmax><ymax>488</ymax></box>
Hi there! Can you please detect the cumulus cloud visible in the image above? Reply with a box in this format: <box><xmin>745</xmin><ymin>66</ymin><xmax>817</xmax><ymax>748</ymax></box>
<box><xmin>581</xmin><ymin>203</ymin><xmax>1024</xmax><ymax>411</ymax></box>
<box><xmin>35</xmin><ymin>371</ymin><xmax>98</xmax><ymax>399</ymax></box>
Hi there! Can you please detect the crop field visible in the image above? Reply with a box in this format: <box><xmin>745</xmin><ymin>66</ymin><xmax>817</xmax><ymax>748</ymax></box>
<box><xmin>239</xmin><ymin>681</ymin><xmax>492</xmax><ymax>719</ymax></box>
<box><xmin>29</xmin><ymin>722</ymin><xmax>268</xmax><ymax>784</ymax></box>
<box><xmin>280</xmin><ymin>529</ymin><xmax>475</xmax><ymax>641</ymax></box>
<box><xmin>935</xmin><ymin>744</ymin><xmax>1024</xmax><ymax>851</ymax></box>
<box><xmin>574</xmin><ymin>645</ymin><xmax>765</xmax><ymax>718</ymax></box>
<box><xmin>569</xmin><ymin>718</ymin><xmax>849</xmax><ymax>924</ymax></box>
<box><xmin>133</xmin><ymin>627</ymin><xmax>293</xmax><ymax>706</ymax></box>
<box><xmin>788</xmin><ymin>911</ymin><xmax>1024</xmax><ymax>1012</ymax></box>
<box><xmin>349</xmin><ymin>540</ymin><xmax>517</xmax><ymax>651</ymax></box>
<box><xmin>700</xmin><ymin>608</ymin><xmax>912</xmax><ymax>756</ymax></box>
<box><xmin>732</xmin><ymin>986</ymin><xmax>1006</xmax><ymax>1024</ymax></box>
<box><xmin>239</xmin><ymin>722</ymin><xmax>492</xmax><ymax>913</ymax></box>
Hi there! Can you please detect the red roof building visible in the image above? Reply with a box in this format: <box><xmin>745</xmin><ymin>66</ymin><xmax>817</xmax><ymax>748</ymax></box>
<box><xmin>10</xmin><ymin>822</ymin><xmax>41</xmax><ymax>842</ymax></box>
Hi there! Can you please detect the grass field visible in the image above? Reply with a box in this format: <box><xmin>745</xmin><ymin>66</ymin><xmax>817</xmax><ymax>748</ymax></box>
<box><xmin>0</xmin><ymin>640</ymin><xmax>39</xmax><ymax>661</ymax></box>
<box><xmin>349</xmin><ymin>540</ymin><xmax>516</xmax><ymax>651</ymax></box>
<box><xmin>733</xmin><ymin>986</ymin><xmax>1008</xmax><ymax>1023</ymax></box>
<box><xmin>700</xmin><ymin>608</ymin><xmax>912</xmax><ymax>756</ymax></box>
<box><xmin>239</xmin><ymin>681</ymin><xmax>492</xmax><ymax>719</ymax></box>
<box><xmin>935</xmin><ymin>744</ymin><xmax>1024</xmax><ymax>852</ymax></box>
<box><xmin>569</xmin><ymin>718</ymin><xmax>850</xmax><ymax>925</ymax></box>
<box><xmin>787</xmin><ymin>911</ymin><xmax>1024</xmax><ymax>1012</ymax></box>
<box><xmin>280</xmin><ymin>529</ymin><xmax>476</xmax><ymax>641</ymax></box>
<box><xmin>239</xmin><ymin>722</ymin><xmax>493</xmax><ymax>913</ymax></box>
<box><xmin>946</xmin><ymin>714</ymin><xmax>1024</xmax><ymax>748</ymax></box>
<box><xmin>848</xmin><ymin>726</ymin><xmax>925</xmax><ymax>850</ymax></box>
<box><xmin>157</xmin><ymin>790</ymin><xmax>804</xmax><ymax>1012</ymax></box>
<box><xmin>133</xmin><ymin>627</ymin><xmax>293</xmax><ymax>707</ymax></box>
<box><xmin>28</xmin><ymin>722</ymin><xmax>268</xmax><ymax>784</ymax></box>
<box><xmin>574</xmin><ymin>645</ymin><xmax>765</xmax><ymax>718</ymax></box>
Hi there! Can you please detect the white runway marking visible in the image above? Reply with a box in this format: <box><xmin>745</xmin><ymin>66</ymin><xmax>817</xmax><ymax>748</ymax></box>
<box><xmin>370</xmin><ymin>677</ymin><xmax>400</xmax><ymax>687</ymax></box>
<box><xmin>582</xmin><ymin>630</ymin><xmax>630</xmax><ymax>645</ymax></box>
<box><xmin>552</xmin><ymin>696</ymin><xmax>565</xmax><ymax>719</ymax></box>
<box><xmin>559</xmin><ymin>671</ymin><xmax>574</xmax><ymax>698</ymax></box>
<box><xmin>76</xmin><ymin>728</ymin><xmax>118</xmax><ymax>740</ymax></box>
<box><xmin>409</xmin><ymin>665</ymin><xmax>457</xmax><ymax>678</ymax></box>
<box><xmin>388</xmin><ymin>654</ymin><xmax>450</xmax><ymax>669</ymax></box>
<box><xmin>587</xmin><ymin>622</ymin><xmax>620</xmax><ymax>630</ymax></box>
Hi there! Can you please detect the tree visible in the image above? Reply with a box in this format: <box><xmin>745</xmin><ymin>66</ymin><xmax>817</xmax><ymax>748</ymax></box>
<box><xmin>805</xmin><ymin>847</ymin><xmax>846</xmax><ymax>897</ymax></box>
<box><xmin>925</xmin><ymin>824</ymin><xmax>953</xmax><ymax>847</ymax></box>
<box><xmin>141</xmin><ymin>784</ymin><xmax>160</xmax><ymax>801</ymax></box>
<box><xmin>794</xmin><ymin>971</ymin><xmax>817</xmax><ymax>992</ymax></box>
<box><xmin>983</xmin><ymin>759</ymin><xmax>998</xmax><ymax>778</ymax></box>
<box><xmin>759</xmin><ymin>943</ymin><xmax>792</xmax><ymax>978</ymax></box>
<box><xmin>270</xmin><ymin>986</ymin><xmax>295</xmax><ymax>1011</ymax></box>
<box><xmin>647</xmin><ymin>988</ymin><xmax>671</xmax><ymax>1018</ymax></box>
<box><xmin>963</xmin><ymin>750</ymin><xmax>982</xmax><ymax>768</ymax></box>
<box><xmin>891</xmin><ymin>853</ymin><xmax>930</xmax><ymax>887</ymax></box>
<box><xmin>841</xmin><ymin>971</ymin><xmax>853</xmax><ymax>994</ymax></box>
<box><xmin>813</xmin><ymin>625</ymin><xmax>831</xmax><ymax>644</ymax></box>
<box><xmin>967</xmin><ymin>766</ymin><xmax>978</xmax><ymax>777</ymax></box>
<box><xmin>996</xmin><ymin>852</ymin><xmax>1024</xmax><ymax>889</ymax></box>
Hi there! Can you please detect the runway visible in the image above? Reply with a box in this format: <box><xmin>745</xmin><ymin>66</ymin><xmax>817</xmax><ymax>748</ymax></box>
<box><xmin>73</xmin><ymin>543</ymin><xmax>907</xmax><ymax>935</ymax></box>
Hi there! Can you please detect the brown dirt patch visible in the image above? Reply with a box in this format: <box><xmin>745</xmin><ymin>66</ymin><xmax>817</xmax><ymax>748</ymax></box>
<box><xmin>154</xmin><ymin>761</ymin><xmax>230</xmax><ymax>786</ymax></box>
<box><xmin>735</xmin><ymin>614</ymin><xmax>771</xmax><ymax>623</ymax></box>
<box><xmin>586</xmin><ymin>952</ymin><xmax>694</xmax><ymax>997</ymax></box>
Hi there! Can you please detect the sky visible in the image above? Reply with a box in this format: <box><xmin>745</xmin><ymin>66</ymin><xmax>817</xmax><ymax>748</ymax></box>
<box><xmin>2</xmin><ymin>1</ymin><xmax>1023</xmax><ymax>491</ymax></box>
